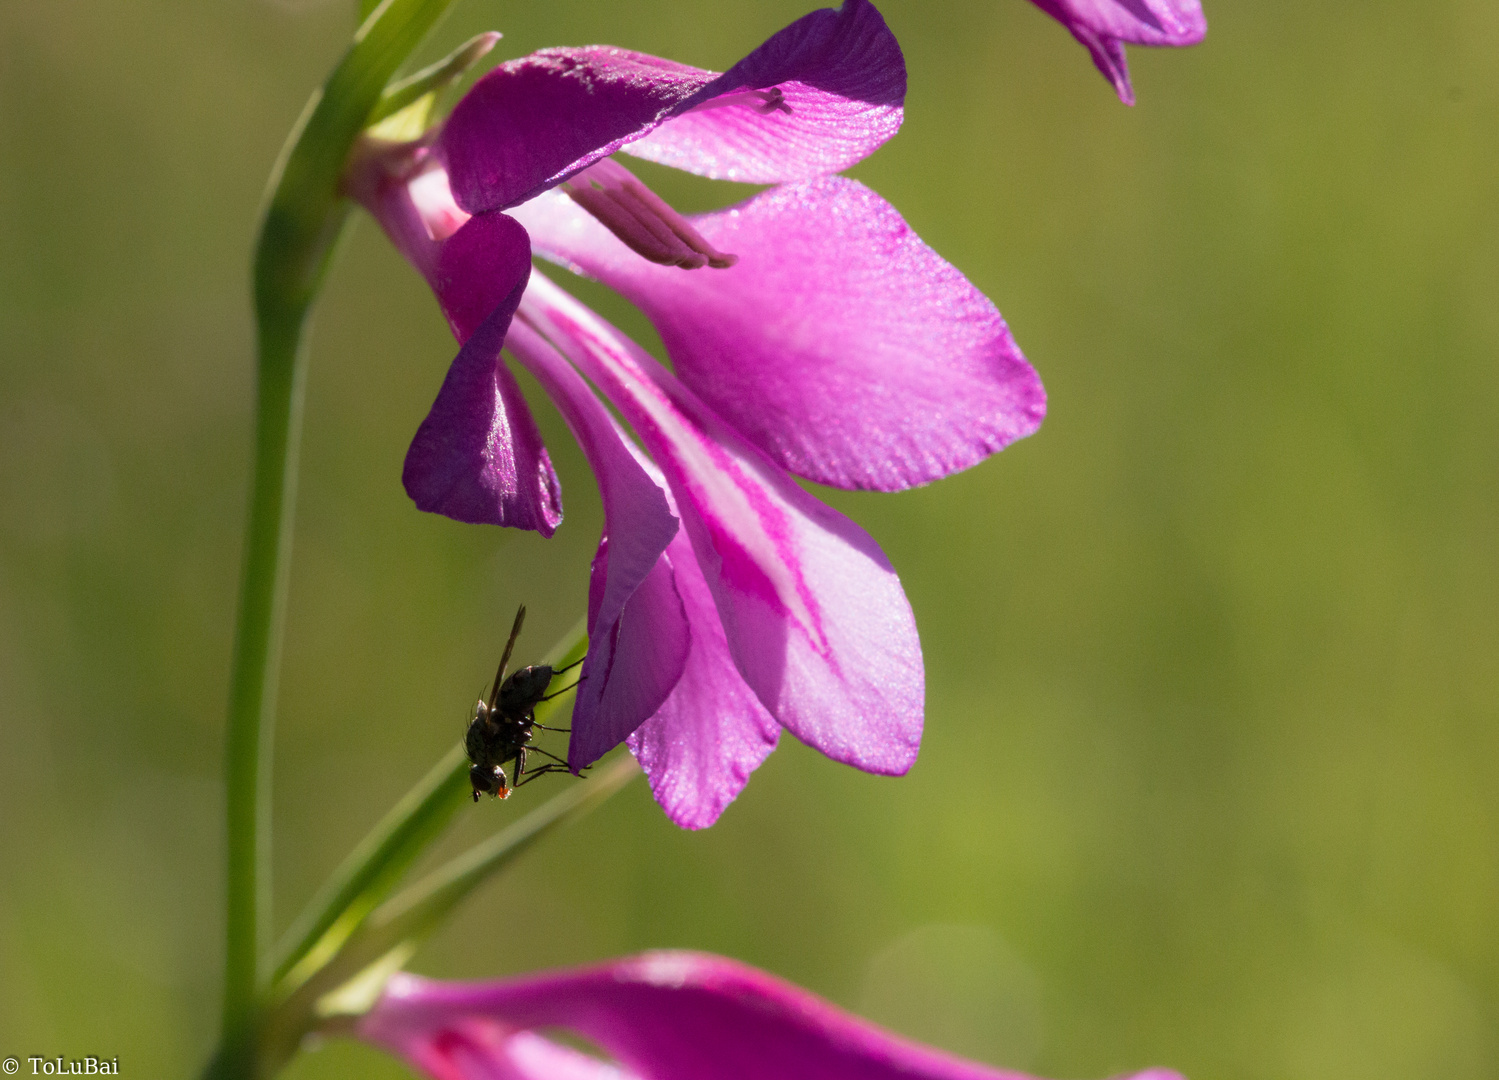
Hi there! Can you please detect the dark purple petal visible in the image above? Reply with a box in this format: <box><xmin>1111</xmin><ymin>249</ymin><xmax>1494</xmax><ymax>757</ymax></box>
<box><xmin>431</xmin><ymin>209</ymin><xmax>531</xmax><ymax>342</ymax></box>
<box><xmin>622</xmin><ymin>0</ymin><xmax>905</xmax><ymax>184</ymax></box>
<box><xmin>359</xmin><ymin>954</ymin><xmax>1185</xmax><ymax>1080</ymax></box>
<box><xmin>1028</xmin><ymin>0</ymin><xmax>1206</xmax><ymax>104</ymax></box>
<box><xmin>519</xmin><ymin>275</ymin><xmax>923</xmax><ymax>777</ymax></box>
<box><xmin>628</xmin><ymin>527</ymin><xmax>781</xmax><ymax>830</ymax></box>
<box><xmin>503</xmin><ymin>321</ymin><xmax>687</xmax><ymax>767</ymax></box>
<box><xmin>402</xmin><ymin>230</ymin><xmax>563</xmax><ymax>533</ymax></box>
<box><xmin>440</xmin><ymin>49</ymin><xmax>711</xmax><ymax>214</ymax></box>
<box><xmin>514</xmin><ymin>178</ymin><xmax>1045</xmax><ymax>492</ymax></box>
<box><xmin>348</xmin><ymin>173</ymin><xmax>563</xmax><ymax>532</ymax></box>
<box><xmin>439</xmin><ymin>0</ymin><xmax>904</xmax><ymax>212</ymax></box>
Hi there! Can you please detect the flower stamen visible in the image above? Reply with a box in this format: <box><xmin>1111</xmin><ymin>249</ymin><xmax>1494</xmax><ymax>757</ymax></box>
<box><xmin>561</xmin><ymin>158</ymin><xmax>737</xmax><ymax>270</ymax></box>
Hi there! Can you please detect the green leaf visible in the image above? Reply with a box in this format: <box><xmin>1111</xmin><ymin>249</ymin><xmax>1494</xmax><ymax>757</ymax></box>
<box><xmin>367</xmin><ymin>31</ymin><xmax>501</xmax><ymax>131</ymax></box>
<box><xmin>262</xmin><ymin>755</ymin><xmax>639</xmax><ymax>1066</ymax></box>
<box><xmin>315</xmin><ymin>754</ymin><xmax>639</xmax><ymax>1015</ymax></box>
<box><xmin>270</xmin><ymin>745</ymin><xmax>471</xmax><ymax>991</ymax></box>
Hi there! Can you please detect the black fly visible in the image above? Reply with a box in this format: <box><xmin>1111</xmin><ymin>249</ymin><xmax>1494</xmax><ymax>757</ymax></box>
<box><xmin>466</xmin><ymin>605</ymin><xmax>584</xmax><ymax>801</ymax></box>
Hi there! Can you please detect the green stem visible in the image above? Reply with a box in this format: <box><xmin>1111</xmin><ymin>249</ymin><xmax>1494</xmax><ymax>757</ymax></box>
<box><xmin>217</xmin><ymin>1</ymin><xmax>462</xmax><ymax>1076</ymax></box>
<box><xmin>221</xmin><ymin>297</ymin><xmax>320</xmax><ymax>1064</ymax></box>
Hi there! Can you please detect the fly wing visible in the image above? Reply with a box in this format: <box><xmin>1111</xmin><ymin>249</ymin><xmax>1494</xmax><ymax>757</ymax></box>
<box><xmin>488</xmin><ymin>604</ymin><xmax>527</xmax><ymax>710</ymax></box>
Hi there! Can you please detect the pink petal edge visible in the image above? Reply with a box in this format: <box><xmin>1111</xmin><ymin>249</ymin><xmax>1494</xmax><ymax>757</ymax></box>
<box><xmin>513</xmin><ymin>177</ymin><xmax>1045</xmax><ymax>492</ymax></box>
<box><xmin>358</xmin><ymin>953</ymin><xmax>1187</xmax><ymax>1080</ymax></box>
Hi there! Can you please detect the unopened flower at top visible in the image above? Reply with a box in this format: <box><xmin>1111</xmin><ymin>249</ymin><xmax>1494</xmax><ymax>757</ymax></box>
<box><xmin>1027</xmin><ymin>0</ymin><xmax>1206</xmax><ymax>104</ymax></box>
<box><xmin>348</xmin><ymin>0</ymin><xmax>1045</xmax><ymax>827</ymax></box>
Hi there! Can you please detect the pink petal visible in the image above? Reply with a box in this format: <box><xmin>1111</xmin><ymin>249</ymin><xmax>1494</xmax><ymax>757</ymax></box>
<box><xmin>439</xmin><ymin>0</ymin><xmax>904</xmax><ymax>212</ymax></box>
<box><xmin>402</xmin><ymin>220</ymin><xmax>562</xmax><ymax>533</ymax></box>
<box><xmin>513</xmin><ymin>178</ymin><xmax>1045</xmax><ymax>493</ymax></box>
<box><xmin>556</xmin><ymin>426</ymin><xmax>778</xmax><ymax>825</ymax></box>
<box><xmin>501</xmin><ymin>1031</ymin><xmax>635</xmax><ymax>1080</ymax></box>
<box><xmin>1029</xmin><ymin>0</ymin><xmax>1206</xmax><ymax>105</ymax></box>
<box><xmin>503</xmin><ymin>321</ymin><xmax>687</xmax><ymax>768</ymax></box>
<box><xmin>573</xmin><ymin>540</ymin><xmax>689</xmax><ymax>770</ymax></box>
<box><xmin>359</xmin><ymin>955</ymin><xmax>1185</xmax><ymax>1080</ymax></box>
<box><xmin>518</xmin><ymin>275</ymin><xmax>923</xmax><ymax>777</ymax></box>
<box><xmin>1037</xmin><ymin>0</ymin><xmax>1206</xmax><ymax>45</ymax></box>
<box><xmin>627</xmin><ymin>527</ymin><xmax>781</xmax><ymax>830</ymax></box>
<box><xmin>621</xmin><ymin>0</ymin><xmax>905</xmax><ymax>184</ymax></box>
<box><xmin>380</xmin><ymin>1021</ymin><xmax>633</xmax><ymax>1080</ymax></box>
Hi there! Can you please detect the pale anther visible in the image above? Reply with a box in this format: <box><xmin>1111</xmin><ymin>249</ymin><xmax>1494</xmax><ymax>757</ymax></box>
<box><xmin>561</xmin><ymin>158</ymin><xmax>738</xmax><ymax>270</ymax></box>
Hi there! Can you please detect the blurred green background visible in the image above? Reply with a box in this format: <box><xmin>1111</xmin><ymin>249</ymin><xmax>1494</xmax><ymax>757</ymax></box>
<box><xmin>2</xmin><ymin>0</ymin><xmax>1497</xmax><ymax>1077</ymax></box>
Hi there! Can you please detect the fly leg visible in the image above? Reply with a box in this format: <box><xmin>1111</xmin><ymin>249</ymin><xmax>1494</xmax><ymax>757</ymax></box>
<box><xmin>538</xmin><ymin>675</ymin><xmax>586</xmax><ymax>703</ymax></box>
<box><xmin>520</xmin><ymin>745</ymin><xmax>570</xmax><ymax>768</ymax></box>
<box><xmin>513</xmin><ymin>763</ymin><xmax>576</xmax><ymax>787</ymax></box>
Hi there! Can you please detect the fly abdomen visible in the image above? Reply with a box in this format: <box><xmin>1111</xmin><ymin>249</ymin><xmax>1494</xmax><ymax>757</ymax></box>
<box><xmin>498</xmin><ymin>664</ymin><xmax>555</xmax><ymax>715</ymax></box>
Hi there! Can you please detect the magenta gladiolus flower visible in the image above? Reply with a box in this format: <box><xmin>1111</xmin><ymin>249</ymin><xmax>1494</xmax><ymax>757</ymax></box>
<box><xmin>349</xmin><ymin>0</ymin><xmax>1045</xmax><ymax>827</ymax></box>
<box><xmin>1027</xmin><ymin>0</ymin><xmax>1206</xmax><ymax>104</ymax></box>
<box><xmin>357</xmin><ymin>951</ymin><xmax>1182</xmax><ymax>1080</ymax></box>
